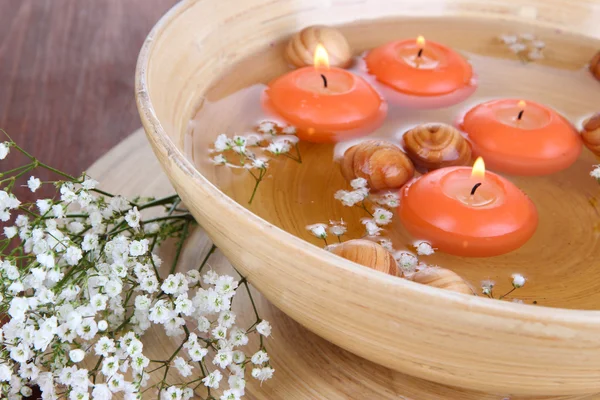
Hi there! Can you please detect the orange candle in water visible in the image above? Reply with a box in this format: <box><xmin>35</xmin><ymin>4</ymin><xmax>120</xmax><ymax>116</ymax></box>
<box><xmin>263</xmin><ymin>45</ymin><xmax>386</xmax><ymax>143</ymax></box>
<box><xmin>398</xmin><ymin>158</ymin><xmax>538</xmax><ymax>257</ymax></box>
<box><xmin>365</xmin><ymin>36</ymin><xmax>474</xmax><ymax>97</ymax></box>
<box><xmin>458</xmin><ymin>99</ymin><xmax>581</xmax><ymax>176</ymax></box>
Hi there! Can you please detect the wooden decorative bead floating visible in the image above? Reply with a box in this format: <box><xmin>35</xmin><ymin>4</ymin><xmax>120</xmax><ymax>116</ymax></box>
<box><xmin>411</xmin><ymin>267</ymin><xmax>474</xmax><ymax>295</ymax></box>
<box><xmin>581</xmin><ymin>112</ymin><xmax>600</xmax><ymax>156</ymax></box>
<box><xmin>340</xmin><ymin>140</ymin><xmax>415</xmax><ymax>191</ymax></box>
<box><xmin>330</xmin><ymin>239</ymin><xmax>399</xmax><ymax>276</ymax></box>
<box><xmin>590</xmin><ymin>51</ymin><xmax>600</xmax><ymax>81</ymax></box>
<box><xmin>286</xmin><ymin>25</ymin><xmax>353</xmax><ymax>69</ymax></box>
<box><xmin>402</xmin><ymin>123</ymin><xmax>472</xmax><ymax>170</ymax></box>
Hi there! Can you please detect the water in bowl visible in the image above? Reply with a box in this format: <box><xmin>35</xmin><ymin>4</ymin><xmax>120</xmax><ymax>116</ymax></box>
<box><xmin>186</xmin><ymin>17</ymin><xmax>600</xmax><ymax>310</ymax></box>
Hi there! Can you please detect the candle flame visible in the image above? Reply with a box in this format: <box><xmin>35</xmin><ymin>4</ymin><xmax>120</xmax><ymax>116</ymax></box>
<box><xmin>472</xmin><ymin>157</ymin><xmax>485</xmax><ymax>179</ymax></box>
<box><xmin>416</xmin><ymin>35</ymin><xmax>426</xmax><ymax>48</ymax></box>
<box><xmin>314</xmin><ymin>44</ymin><xmax>330</xmax><ymax>69</ymax></box>
<box><xmin>518</xmin><ymin>100</ymin><xmax>527</xmax><ymax>110</ymax></box>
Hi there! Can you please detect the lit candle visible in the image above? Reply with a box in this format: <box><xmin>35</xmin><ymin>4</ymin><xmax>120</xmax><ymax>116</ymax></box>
<box><xmin>458</xmin><ymin>99</ymin><xmax>582</xmax><ymax>175</ymax></box>
<box><xmin>263</xmin><ymin>44</ymin><xmax>386</xmax><ymax>143</ymax></box>
<box><xmin>364</xmin><ymin>36</ymin><xmax>474</xmax><ymax>97</ymax></box>
<box><xmin>398</xmin><ymin>157</ymin><xmax>538</xmax><ymax>257</ymax></box>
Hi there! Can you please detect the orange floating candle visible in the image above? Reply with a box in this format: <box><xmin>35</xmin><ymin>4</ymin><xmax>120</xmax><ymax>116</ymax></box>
<box><xmin>365</xmin><ymin>36</ymin><xmax>474</xmax><ymax>97</ymax></box>
<box><xmin>458</xmin><ymin>99</ymin><xmax>581</xmax><ymax>176</ymax></box>
<box><xmin>263</xmin><ymin>44</ymin><xmax>386</xmax><ymax>143</ymax></box>
<box><xmin>398</xmin><ymin>158</ymin><xmax>538</xmax><ymax>257</ymax></box>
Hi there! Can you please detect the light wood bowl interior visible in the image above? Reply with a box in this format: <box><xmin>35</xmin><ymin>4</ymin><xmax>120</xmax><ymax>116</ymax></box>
<box><xmin>136</xmin><ymin>0</ymin><xmax>600</xmax><ymax>395</ymax></box>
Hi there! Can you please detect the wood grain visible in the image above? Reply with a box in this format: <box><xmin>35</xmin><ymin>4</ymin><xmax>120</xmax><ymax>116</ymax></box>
<box><xmin>136</xmin><ymin>0</ymin><xmax>600</xmax><ymax>395</ymax></box>
<box><xmin>88</xmin><ymin>129</ymin><xmax>600</xmax><ymax>400</ymax></box>
<box><xmin>0</xmin><ymin>0</ymin><xmax>177</xmax><ymax>204</ymax></box>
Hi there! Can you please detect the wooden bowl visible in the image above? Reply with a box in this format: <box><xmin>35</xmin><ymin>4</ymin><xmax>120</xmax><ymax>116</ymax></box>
<box><xmin>136</xmin><ymin>0</ymin><xmax>600</xmax><ymax>395</ymax></box>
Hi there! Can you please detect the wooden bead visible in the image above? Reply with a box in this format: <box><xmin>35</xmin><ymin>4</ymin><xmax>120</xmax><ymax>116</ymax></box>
<box><xmin>402</xmin><ymin>123</ymin><xmax>472</xmax><ymax>170</ymax></box>
<box><xmin>330</xmin><ymin>239</ymin><xmax>399</xmax><ymax>276</ymax></box>
<box><xmin>581</xmin><ymin>112</ymin><xmax>600</xmax><ymax>156</ymax></box>
<box><xmin>340</xmin><ymin>140</ymin><xmax>415</xmax><ymax>191</ymax></box>
<box><xmin>411</xmin><ymin>267</ymin><xmax>474</xmax><ymax>295</ymax></box>
<box><xmin>286</xmin><ymin>25</ymin><xmax>352</xmax><ymax>68</ymax></box>
<box><xmin>590</xmin><ymin>51</ymin><xmax>600</xmax><ymax>81</ymax></box>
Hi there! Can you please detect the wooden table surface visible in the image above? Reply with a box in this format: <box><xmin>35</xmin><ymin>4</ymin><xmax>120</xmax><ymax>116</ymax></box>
<box><xmin>0</xmin><ymin>0</ymin><xmax>178</xmax><ymax>202</ymax></box>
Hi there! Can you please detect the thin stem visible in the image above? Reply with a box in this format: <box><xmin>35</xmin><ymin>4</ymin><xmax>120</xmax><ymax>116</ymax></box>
<box><xmin>169</xmin><ymin>220</ymin><xmax>191</xmax><ymax>275</ymax></box>
<box><xmin>499</xmin><ymin>287</ymin><xmax>516</xmax><ymax>300</ymax></box>
<box><xmin>360</xmin><ymin>200</ymin><xmax>374</xmax><ymax>218</ymax></box>
<box><xmin>248</xmin><ymin>168</ymin><xmax>265</xmax><ymax>205</ymax></box>
<box><xmin>198</xmin><ymin>244</ymin><xmax>217</xmax><ymax>273</ymax></box>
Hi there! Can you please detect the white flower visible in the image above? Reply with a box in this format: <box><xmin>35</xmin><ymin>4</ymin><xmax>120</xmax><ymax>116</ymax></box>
<box><xmin>36</xmin><ymin>199</ymin><xmax>52</xmax><ymax>214</ymax></box>
<box><xmin>203</xmin><ymin>270</ymin><xmax>219</xmax><ymax>285</ymax></box>
<box><xmin>134</xmin><ymin>295</ymin><xmax>151</xmax><ymax>310</ymax></box>
<box><xmin>334</xmin><ymin>189</ymin><xmax>367</xmax><ymax>207</ymax></box>
<box><xmin>377</xmin><ymin>192</ymin><xmax>400</xmax><ymax>208</ymax></box>
<box><xmin>8</xmin><ymin>297</ymin><xmax>29</xmax><ymax>320</ymax></box>
<box><xmin>0</xmin><ymin>142</ymin><xmax>9</xmax><ymax>159</ymax></box>
<box><xmin>212</xmin><ymin>325</ymin><xmax>227</xmax><ymax>340</ymax></box>
<box><xmin>107</xmin><ymin>372</ymin><xmax>124</xmax><ymax>393</ymax></box>
<box><xmin>228</xmin><ymin>375</ymin><xmax>246</xmax><ymax>394</ymax></box>
<box><xmin>202</xmin><ymin>370</ymin><xmax>223</xmax><ymax>389</ymax></box>
<box><xmin>396</xmin><ymin>252</ymin><xmax>418</xmax><ymax>271</ymax></box>
<box><xmin>149</xmin><ymin>300</ymin><xmax>173</xmax><ymax>324</ymax></box>
<box><xmin>131</xmin><ymin>354</ymin><xmax>149</xmax><ymax>372</ymax></box>
<box><xmin>92</xmin><ymin>384</ymin><xmax>112</xmax><ymax>400</ymax></box>
<box><xmin>218</xmin><ymin>310</ymin><xmax>236</xmax><ymax>328</ymax></box>
<box><xmin>373</xmin><ymin>208</ymin><xmax>393</xmax><ymax>225</ymax></box>
<box><xmin>4</xmin><ymin>226</ymin><xmax>17</xmax><ymax>238</ymax></box>
<box><xmin>377</xmin><ymin>238</ymin><xmax>394</xmax><ymax>252</ymax></box>
<box><xmin>512</xmin><ymin>273</ymin><xmax>526</xmax><ymax>288</ymax></box>
<box><xmin>328</xmin><ymin>220</ymin><xmax>346</xmax><ymax>237</ymax></box>
<box><xmin>362</xmin><ymin>219</ymin><xmax>382</xmax><ymax>237</ymax></box>
<box><xmin>64</xmin><ymin>246</ymin><xmax>83</xmax><ymax>266</ymax></box>
<box><xmin>306</xmin><ymin>223</ymin><xmax>327</xmax><ymax>239</ymax></box>
<box><xmin>252</xmin><ymin>158</ymin><xmax>268</xmax><ymax>169</ymax></box>
<box><xmin>69</xmin><ymin>349</ymin><xmax>86</xmax><ymax>363</ymax></box>
<box><xmin>27</xmin><ymin>176</ymin><xmax>41</xmax><ymax>192</ymax></box>
<box><xmin>215</xmin><ymin>275</ymin><xmax>238</xmax><ymax>297</ymax></box>
<box><xmin>10</xmin><ymin>343</ymin><xmax>31</xmax><ymax>363</ymax></box>
<box><xmin>161</xmin><ymin>273</ymin><xmax>188</xmax><ymax>295</ymax></box>
<box><xmin>230</xmin><ymin>327</ymin><xmax>249</xmax><ymax>346</ymax></box>
<box><xmin>350</xmin><ymin>177</ymin><xmax>368</xmax><ymax>189</ymax></box>
<box><xmin>0</xmin><ymin>363</ymin><xmax>12</xmax><ymax>381</ymax></box>
<box><xmin>60</xmin><ymin>183</ymin><xmax>78</xmax><ymax>203</ymax></box>
<box><xmin>21</xmin><ymin>386</ymin><xmax>33</xmax><ymax>397</ymax></box>
<box><xmin>213</xmin><ymin>349</ymin><xmax>233</xmax><ymax>368</ymax></box>
<box><xmin>129</xmin><ymin>239</ymin><xmax>149</xmax><ymax>257</ymax></box>
<box><xmin>498</xmin><ymin>34</ymin><xmax>517</xmax><ymax>44</ymax></box>
<box><xmin>81</xmin><ymin>177</ymin><xmax>98</xmax><ymax>190</ymax></box>
<box><xmin>95</xmin><ymin>337</ymin><xmax>116</xmax><ymax>357</ymax></box>
<box><xmin>82</xmin><ymin>233</ymin><xmax>99</xmax><ymax>251</ymax></box>
<box><xmin>280</xmin><ymin>125</ymin><xmax>296</xmax><ymax>136</ymax></box>
<box><xmin>508</xmin><ymin>42</ymin><xmax>527</xmax><ymax>53</ymax></box>
<box><xmin>212</xmin><ymin>154</ymin><xmax>227</xmax><ymax>165</ymax></box>
<box><xmin>220</xmin><ymin>389</ymin><xmax>242</xmax><ymax>400</ymax></box>
<box><xmin>109</xmin><ymin>195</ymin><xmax>130</xmax><ymax>212</ymax></box>
<box><xmin>101</xmin><ymin>357</ymin><xmax>119</xmax><ymax>377</ymax></box>
<box><xmin>98</xmin><ymin>320</ymin><xmax>108</xmax><ymax>331</ymax></box>
<box><xmin>187</xmin><ymin>344</ymin><xmax>208</xmax><ymax>362</ymax></box>
<box><xmin>528</xmin><ymin>49</ymin><xmax>544</xmax><ymax>60</ymax></box>
<box><xmin>256</xmin><ymin>320</ymin><xmax>272</xmax><ymax>337</ymax></box>
<box><xmin>251</xmin><ymin>366</ymin><xmax>275</xmax><ymax>382</ymax></box>
<box><xmin>415</xmin><ymin>241</ymin><xmax>435</xmax><ymax>256</ymax></box>
<box><xmin>76</xmin><ymin>319</ymin><xmax>98</xmax><ymax>340</ymax></box>
<box><xmin>481</xmin><ymin>280</ymin><xmax>495</xmax><ymax>296</ymax></box>
<box><xmin>125</xmin><ymin>207</ymin><xmax>141</xmax><ymax>229</ymax></box>
<box><xmin>186</xmin><ymin>269</ymin><xmax>201</xmax><ymax>284</ymax></box>
<box><xmin>266</xmin><ymin>141</ymin><xmax>291</xmax><ymax>155</ymax></box>
<box><xmin>251</xmin><ymin>350</ymin><xmax>269</xmax><ymax>365</ymax></box>
<box><xmin>519</xmin><ymin>32</ymin><xmax>535</xmax><ymax>41</ymax></box>
<box><xmin>214</xmin><ymin>134</ymin><xmax>232</xmax><ymax>152</ymax></box>
<box><xmin>52</xmin><ymin>204</ymin><xmax>65</xmax><ymax>218</ymax></box>
<box><xmin>173</xmin><ymin>356</ymin><xmax>193</xmax><ymax>377</ymax></box>
<box><xmin>258</xmin><ymin>121</ymin><xmax>276</xmax><ymax>134</ymax></box>
<box><xmin>104</xmin><ymin>280</ymin><xmax>123</xmax><ymax>297</ymax></box>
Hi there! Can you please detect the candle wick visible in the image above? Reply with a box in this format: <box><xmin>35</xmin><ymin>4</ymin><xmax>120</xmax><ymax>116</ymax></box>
<box><xmin>470</xmin><ymin>182</ymin><xmax>482</xmax><ymax>196</ymax></box>
<box><xmin>417</xmin><ymin>48</ymin><xmax>423</xmax><ymax>58</ymax></box>
<box><xmin>320</xmin><ymin>74</ymin><xmax>328</xmax><ymax>88</ymax></box>
<box><xmin>517</xmin><ymin>109</ymin><xmax>524</xmax><ymax>120</ymax></box>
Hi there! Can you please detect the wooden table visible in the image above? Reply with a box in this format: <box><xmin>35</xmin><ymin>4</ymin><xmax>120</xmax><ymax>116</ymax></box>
<box><xmin>0</xmin><ymin>0</ymin><xmax>177</xmax><ymax>203</ymax></box>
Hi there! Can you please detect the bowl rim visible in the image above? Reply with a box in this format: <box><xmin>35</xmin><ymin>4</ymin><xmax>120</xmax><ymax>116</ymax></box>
<box><xmin>135</xmin><ymin>0</ymin><xmax>600</xmax><ymax>324</ymax></box>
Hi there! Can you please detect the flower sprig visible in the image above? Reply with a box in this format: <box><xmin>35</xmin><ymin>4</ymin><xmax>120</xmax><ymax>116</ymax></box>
<box><xmin>0</xmin><ymin>131</ymin><xmax>273</xmax><ymax>400</ymax></box>
<box><xmin>481</xmin><ymin>274</ymin><xmax>526</xmax><ymax>300</ymax></box>
<box><xmin>211</xmin><ymin>121</ymin><xmax>301</xmax><ymax>205</ymax></box>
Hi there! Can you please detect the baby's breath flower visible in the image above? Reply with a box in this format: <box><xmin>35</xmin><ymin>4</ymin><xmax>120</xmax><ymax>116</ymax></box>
<box><xmin>508</xmin><ymin>42</ymin><xmax>527</xmax><ymax>53</ymax></box>
<box><xmin>512</xmin><ymin>274</ymin><xmax>526</xmax><ymax>288</ymax></box>
<box><xmin>129</xmin><ymin>239</ymin><xmax>149</xmax><ymax>257</ymax></box>
<box><xmin>125</xmin><ymin>207</ymin><xmax>141</xmax><ymax>229</ymax></box>
<box><xmin>415</xmin><ymin>241</ymin><xmax>435</xmax><ymax>256</ymax></box>
<box><xmin>328</xmin><ymin>220</ymin><xmax>347</xmax><ymax>237</ymax></box>
<box><xmin>481</xmin><ymin>280</ymin><xmax>495</xmax><ymax>296</ymax></box>
<box><xmin>378</xmin><ymin>238</ymin><xmax>394</xmax><ymax>252</ymax></box>
<box><xmin>395</xmin><ymin>252</ymin><xmax>418</xmax><ymax>272</ymax></box>
<box><xmin>212</xmin><ymin>154</ymin><xmax>228</xmax><ymax>165</ymax></box>
<box><xmin>373</xmin><ymin>208</ymin><xmax>393</xmax><ymax>225</ymax></box>
<box><xmin>0</xmin><ymin>142</ymin><xmax>9</xmax><ymax>159</ymax></box>
<box><xmin>590</xmin><ymin>165</ymin><xmax>600</xmax><ymax>181</ymax></box>
<box><xmin>202</xmin><ymin>370</ymin><xmax>223</xmax><ymax>389</ymax></box>
<box><xmin>257</xmin><ymin>121</ymin><xmax>276</xmax><ymax>135</ymax></box>
<box><xmin>266</xmin><ymin>141</ymin><xmax>291</xmax><ymax>155</ymax></box>
<box><xmin>362</xmin><ymin>219</ymin><xmax>382</xmax><ymax>237</ymax></box>
<box><xmin>173</xmin><ymin>357</ymin><xmax>193</xmax><ymax>377</ymax></box>
<box><xmin>306</xmin><ymin>223</ymin><xmax>327</xmax><ymax>239</ymax></box>
<box><xmin>4</xmin><ymin>226</ymin><xmax>17</xmax><ymax>239</ymax></box>
<box><xmin>256</xmin><ymin>320</ymin><xmax>272</xmax><ymax>337</ymax></box>
<box><xmin>214</xmin><ymin>134</ymin><xmax>232</xmax><ymax>152</ymax></box>
<box><xmin>252</xmin><ymin>158</ymin><xmax>268</xmax><ymax>169</ymax></box>
<box><xmin>350</xmin><ymin>177</ymin><xmax>368</xmax><ymax>189</ymax></box>
<box><xmin>282</xmin><ymin>125</ymin><xmax>296</xmax><ymax>135</ymax></box>
<box><xmin>251</xmin><ymin>367</ymin><xmax>275</xmax><ymax>383</ymax></box>
<box><xmin>27</xmin><ymin>176</ymin><xmax>41</xmax><ymax>192</ymax></box>
<box><xmin>498</xmin><ymin>34</ymin><xmax>517</xmax><ymax>44</ymax></box>
<box><xmin>250</xmin><ymin>350</ymin><xmax>269</xmax><ymax>365</ymax></box>
<box><xmin>69</xmin><ymin>349</ymin><xmax>85</xmax><ymax>363</ymax></box>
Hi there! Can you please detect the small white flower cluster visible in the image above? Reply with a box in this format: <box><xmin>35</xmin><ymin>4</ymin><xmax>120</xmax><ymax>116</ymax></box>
<box><xmin>306</xmin><ymin>220</ymin><xmax>347</xmax><ymax>244</ymax></box>
<box><xmin>590</xmin><ymin>165</ymin><xmax>600</xmax><ymax>182</ymax></box>
<box><xmin>511</xmin><ymin>273</ymin><xmax>526</xmax><ymax>288</ymax></box>
<box><xmin>481</xmin><ymin>274</ymin><xmax>527</xmax><ymax>299</ymax></box>
<box><xmin>0</xmin><ymin>138</ymin><xmax>273</xmax><ymax>399</ymax></box>
<box><xmin>498</xmin><ymin>33</ymin><xmax>545</xmax><ymax>61</ymax></box>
